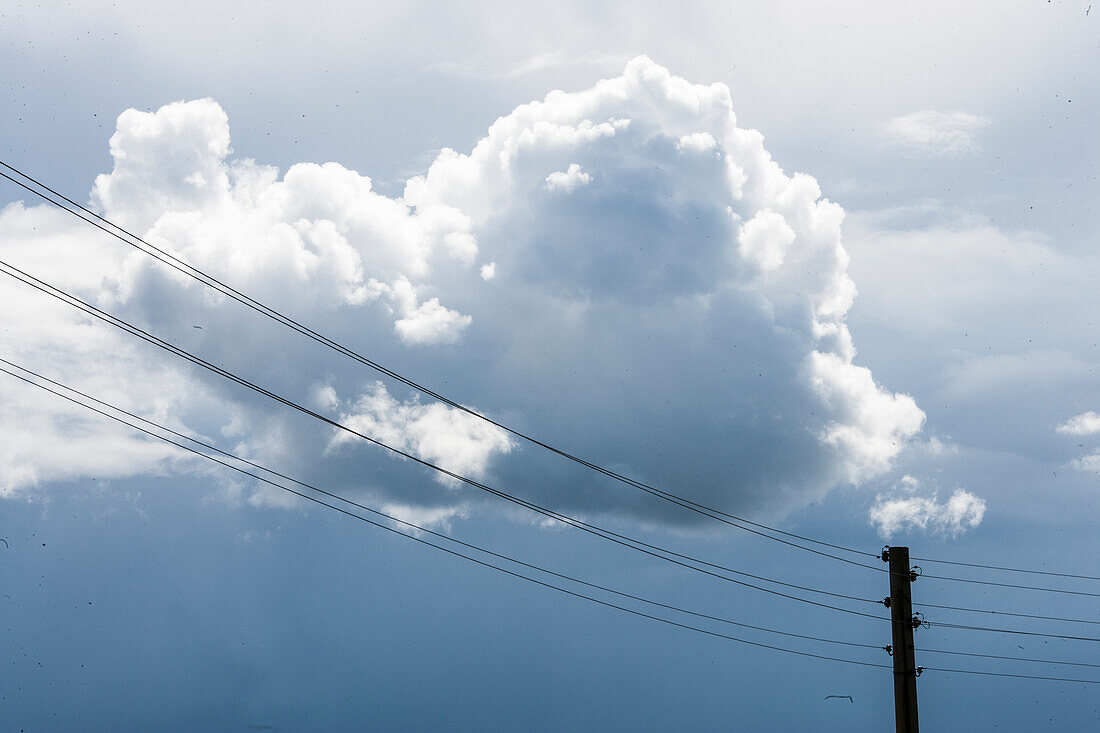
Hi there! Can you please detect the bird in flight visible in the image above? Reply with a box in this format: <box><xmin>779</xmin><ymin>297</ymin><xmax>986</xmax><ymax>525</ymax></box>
<box><xmin>824</xmin><ymin>695</ymin><xmax>854</xmax><ymax>703</ymax></box>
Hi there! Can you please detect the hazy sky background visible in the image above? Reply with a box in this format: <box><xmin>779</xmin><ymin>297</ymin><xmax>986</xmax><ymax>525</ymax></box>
<box><xmin>2</xmin><ymin>2</ymin><xmax>1099</xmax><ymax>730</ymax></box>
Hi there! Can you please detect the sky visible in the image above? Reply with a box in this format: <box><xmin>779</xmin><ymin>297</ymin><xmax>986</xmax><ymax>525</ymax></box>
<box><xmin>1</xmin><ymin>1</ymin><xmax>1098</xmax><ymax>730</ymax></box>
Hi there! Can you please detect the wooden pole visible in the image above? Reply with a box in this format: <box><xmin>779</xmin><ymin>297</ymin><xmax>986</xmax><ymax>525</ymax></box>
<box><xmin>887</xmin><ymin>546</ymin><xmax>920</xmax><ymax>733</ymax></box>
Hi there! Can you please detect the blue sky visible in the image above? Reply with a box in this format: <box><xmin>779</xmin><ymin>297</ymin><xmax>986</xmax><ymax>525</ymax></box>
<box><xmin>2</xmin><ymin>2</ymin><xmax>1099</xmax><ymax>730</ymax></box>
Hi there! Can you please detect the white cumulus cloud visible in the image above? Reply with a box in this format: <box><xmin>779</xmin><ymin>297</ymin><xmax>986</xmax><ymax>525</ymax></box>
<box><xmin>739</xmin><ymin>208</ymin><xmax>794</xmax><ymax>274</ymax></box>
<box><xmin>869</xmin><ymin>484</ymin><xmax>986</xmax><ymax>539</ymax></box>
<box><xmin>0</xmin><ymin>57</ymin><xmax>925</xmax><ymax>524</ymax></box>
<box><xmin>1057</xmin><ymin>411</ymin><xmax>1100</xmax><ymax>436</ymax></box>
<box><xmin>1072</xmin><ymin>453</ymin><xmax>1100</xmax><ymax>473</ymax></box>
<box><xmin>388</xmin><ymin>277</ymin><xmax>473</xmax><ymax>346</ymax></box>
<box><xmin>332</xmin><ymin>382</ymin><xmax>514</xmax><ymax>481</ymax></box>
<box><xmin>545</xmin><ymin>163</ymin><xmax>591</xmax><ymax>192</ymax></box>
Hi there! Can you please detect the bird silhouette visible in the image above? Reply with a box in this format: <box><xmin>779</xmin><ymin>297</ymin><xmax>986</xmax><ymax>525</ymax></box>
<box><xmin>824</xmin><ymin>695</ymin><xmax>853</xmax><ymax>703</ymax></box>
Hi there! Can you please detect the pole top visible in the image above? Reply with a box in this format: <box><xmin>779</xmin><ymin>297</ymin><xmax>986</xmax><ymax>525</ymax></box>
<box><xmin>882</xmin><ymin>545</ymin><xmax>910</xmax><ymax>562</ymax></box>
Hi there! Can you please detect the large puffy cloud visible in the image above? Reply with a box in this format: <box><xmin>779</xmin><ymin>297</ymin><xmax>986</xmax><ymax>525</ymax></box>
<box><xmin>0</xmin><ymin>58</ymin><xmax>923</xmax><ymax>525</ymax></box>
<box><xmin>90</xmin><ymin>102</ymin><xmax>478</xmax><ymax>339</ymax></box>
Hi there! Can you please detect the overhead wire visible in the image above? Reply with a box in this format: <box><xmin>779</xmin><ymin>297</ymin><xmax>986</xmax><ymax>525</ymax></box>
<box><xmin>913</xmin><ymin>571</ymin><xmax>1100</xmax><ymax>598</ymax></box>
<box><xmin>0</xmin><ymin>260</ymin><xmax>890</xmax><ymax>621</ymax></box>
<box><xmin>16</xmin><ymin>161</ymin><xmax>1100</xmax><ymax>599</ymax></box>
<box><xmin>877</xmin><ymin>547</ymin><xmax>1100</xmax><ymax>597</ymax></box>
<box><xmin>3</xmin><ymin>163</ymin><xmax>1099</xmax><ymax>605</ymax></box>
<box><xmin>0</xmin><ymin>160</ymin><xmax>881</xmax><ymax>566</ymax></box>
<box><xmin>913</xmin><ymin>600</ymin><xmax>1100</xmax><ymax>627</ymax></box>
<box><xmin>4</xmin><ymin>161</ymin><xmax>1100</xmax><ymax>604</ymax></box>
<box><xmin>924</xmin><ymin>620</ymin><xmax>1100</xmax><ymax>643</ymax></box>
<box><xmin>0</xmin><ymin>355</ymin><xmax>881</xmax><ymax>619</ymax></box>
<box><xmin>13</xmin><ymin>261</ymin><xmax>1100</xmax><ymax>649</ymax></box>
<box><xmin>917</xmin><ymin>667</ymin><xmax>1100</xmax><ymax>685</ymax></box>
<box><xmin>911</xmin><ymin>556</ymin><xmax>1100</xmax><ymax>583</ymax></box>
<box><xmin>10</xmin><ymin>161</ymin><xmax>1100</xmax><ymax>598</ymax></box>
<box><xmin>6</xmin><ymin>359</ymin><xmax>1100</xmax><ymax>683</ymax></box>
<box><xmin>0</xmin><ymin>361</ymin><xmax>892</xmax><ymax>669</ymax></box>
<box><xmin>916</xmin><ymin>647</ymin><xmax>1100</xmax><ymax>670</ymax></box>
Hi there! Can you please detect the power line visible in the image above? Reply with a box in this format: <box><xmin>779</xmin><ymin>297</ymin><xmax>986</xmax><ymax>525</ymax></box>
<box><xmin>912</xmin><ymin>556</ymin><xmax>1100</xmax><ymax>582</ymax></box>
<box><xmin>915</xmin><ymin>571</ymin><xmax>1100</xmax><ymax>599</ymax></box>
<box><xmin>15</xmin><ymin>262</ymin><xmax>1100</xmax><ymax>652</ymax></box>
<box><xmin>0</xmin><ymin>355</ymin><xmax>882</xmax><ymax>621</ymax></box>
<box><xmin>0</xmin><ymin>160</ymin><xmax>880</xmax><ymax>566</ymax></box>
<box><xmin>918</xmin><ymin>666</ymin><xmax>1100</xmax><ymax>685</ymax></box>
<box><xmin>4</xmin><ymin>198</ymin><xmax>1095</xmax><ymax>686</ymax></box>
<box><xmin>9</xmin><ymin>360</ymin><xmax>1100</xmax><ymax>685</ymax></box>
<box><xmin>877</xmin><ymin>562</ymin><xmax>1100</xmax><ymax>599</ymax></box>
<box><xmin>0</xmin><ymin>261</ymin><xmax>889</xmax><ymax>622</ymax></box>
<box><xmin>12</xmin><ymin>161</ymin><xmax>1100</xmax><ymax>601</ymax></box>
<box><xmin>0</xmin><ymin>361</ymin><xmax>892</xmax><ymax>670</ymax></box>
<box><xmin>6</xmin><ymin>162</ymin><xmax>1099</xmax><ymax>602</ymax></box>
<box><xmin>877</xmin><ymin>548</ymin><xmax>1100</xmax><ymax>598</ymax></box>
<box><xmin>8</xmin><ymin>260</ymin><xmax>1100</xmax><ymax>634</ymax></box>
<box><xmin>914</xmin><ymin>600</ymin><xmax>1100</xmax><ymax>627</ymax></box>
<box><xmin>925</xmin><ymin>620</ymin><xmax>1100</xmax><ymax>643</ymax></box>
<box><xmin>18</xmin><ymin>162</ymin><xmax>1100</xmax><ymax>602</ymax></box>
<box><xmin>917</xmin><ymin>647</ymin><xmax>1100</xmax><ymax>670</ymax></box>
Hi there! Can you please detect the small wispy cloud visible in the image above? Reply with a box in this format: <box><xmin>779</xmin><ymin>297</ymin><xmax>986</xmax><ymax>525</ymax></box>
<box><xmin>430</xmin><ymin>50</ymin><xmax>627</xmax><ymax>80</ymax></box>
<box><xmin>505</xmin><ymin>50</ymin><xmax>625</xmax><ymax>78</ymax></box>
<box><xmin>1057</xmin><ymin>410</ymin><xmax>1100</xmax><ymax>436</ymax></box>
<box><xmin>380</xmin><ymin>502</ymin><xmax>469</xmax><ymax>534</ymax></box>
<box><xmin>882</xmin><ymin>110</ymin><xmax>991</xmax><ymax>157</ymax></box>
<box><xmin>869</xmin><ymin>476</ymin><xmax>986</xmax><ymax>539</ymax></box>
<box><xmin>1071</xmin><ymin>452</ymin><xmax>1100</xmax><ymax>473</ymax></box>
<box><xmin>1057</xmin><ymin>411</ymin><xmax>1100</xmax><ymax>473</ymax></box>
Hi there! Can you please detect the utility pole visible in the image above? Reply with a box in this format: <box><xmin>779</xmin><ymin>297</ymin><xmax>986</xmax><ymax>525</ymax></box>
<box><xmin>884</xmin><ymin>546</ymin><xmax>920</xmax><ymax>733</ymax></box>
